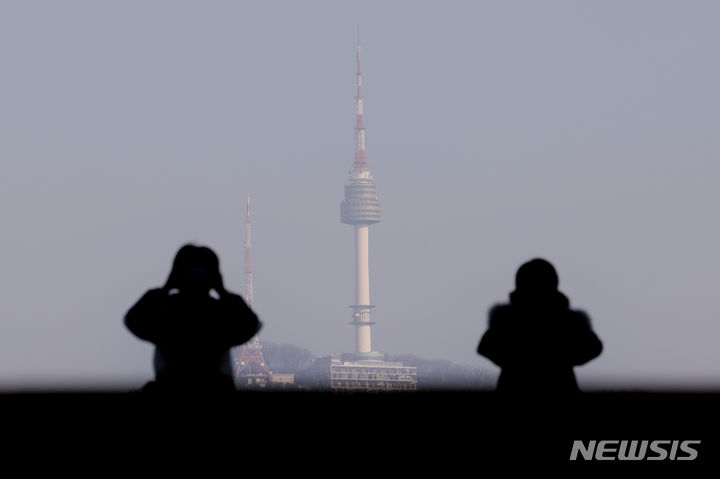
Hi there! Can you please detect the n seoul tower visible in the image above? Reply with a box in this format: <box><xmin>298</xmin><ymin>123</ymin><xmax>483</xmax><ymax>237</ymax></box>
<box><xmin>340</xmin><ymin>33</ymin><xmax>383</xmax><ymax>361</ymax></box>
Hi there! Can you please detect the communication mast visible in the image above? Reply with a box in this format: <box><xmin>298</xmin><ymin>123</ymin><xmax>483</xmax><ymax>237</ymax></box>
<box><xmin>234</xmin><ymin>196</ymin><xmax>272</xmax><ymax>386</ymax></box>
<box><xmin>339</xmin><ymin>32</ymin><xmax>383</xmax><ymax>361</ymax></box>
<box><xmin>304</xmin><ymin>32</ymin><xmax>417</xmax><ymax>392</ymax></box>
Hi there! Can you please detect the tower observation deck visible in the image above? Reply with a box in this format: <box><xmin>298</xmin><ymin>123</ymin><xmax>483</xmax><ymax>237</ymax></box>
<box><xmin>340</xmin><ymin>170</ymin><xmax>381</xmax><ymax>225</ymax></box>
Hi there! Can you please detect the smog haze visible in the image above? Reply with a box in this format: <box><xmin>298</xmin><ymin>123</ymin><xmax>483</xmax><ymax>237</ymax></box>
<box><xmin>1</xmin><ymin>1</ymin><xmax>719</xmax><ymax>390</ymax></box>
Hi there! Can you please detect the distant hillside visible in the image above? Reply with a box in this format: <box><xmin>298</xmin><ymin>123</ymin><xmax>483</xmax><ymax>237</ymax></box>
<box><xmin>259</xmin><ymin>341</ymin><xmax>496</xmax><ymax>390</ymax></box>
<box><xmin>385</xmin><ymin>353</ymin><xmax>496</xmax><ymax>390</ymax></box>
<box><xmin>259</xmin><ymin>341</ymin><xmax>315</xmax><ymax>375</ymax></box>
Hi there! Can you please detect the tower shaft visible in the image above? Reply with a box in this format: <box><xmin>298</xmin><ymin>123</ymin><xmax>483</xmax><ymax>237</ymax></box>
<box><xmin>354</xmin><ymin>225</ymin><xmax>372</xmax><ymax>353</ymax></box>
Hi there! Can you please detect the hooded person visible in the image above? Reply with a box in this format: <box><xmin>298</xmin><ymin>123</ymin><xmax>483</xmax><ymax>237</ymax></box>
<box><xmin>477</xmin><ymin>258</ymin><xmax>602</xmax><ymax>394</ymax></box>
<box><xmin>125</xmin><ymin>244</ymin><xmax>261</xmax><ymax>393</ymax></box>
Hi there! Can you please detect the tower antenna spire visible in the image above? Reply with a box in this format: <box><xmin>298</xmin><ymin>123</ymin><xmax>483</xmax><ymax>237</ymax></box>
<box><xmin>355</xmin><ymin>29</ymin><xmax>367</xmax><ymax>171</ymax></box>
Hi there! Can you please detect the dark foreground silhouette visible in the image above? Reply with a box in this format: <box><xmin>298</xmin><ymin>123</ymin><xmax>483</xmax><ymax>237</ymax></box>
<box><xmin>125</xmin><ymin>244</ymin><xmax>260</xmax><ymax>393</ymax></box>
<box><xmin>3</xmin><ymin>390</ymin><xmax>719</xmax><ymax>469</ymax></box>
<box><xmin>4</xmin><ymin>251</ymin><xmax>717</xmax><ymax>468</ymax></box>
<box><xmin>478</xmin><ymin>258</ymin><xmax>602</xmax><ymax>393</ymax></box>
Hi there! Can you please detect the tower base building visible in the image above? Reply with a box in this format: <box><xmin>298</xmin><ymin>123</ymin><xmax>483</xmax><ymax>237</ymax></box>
<box><xmin>313</xmin><ymin>356</ymin><xmax>417</xmax><ymax>393</ymax></box>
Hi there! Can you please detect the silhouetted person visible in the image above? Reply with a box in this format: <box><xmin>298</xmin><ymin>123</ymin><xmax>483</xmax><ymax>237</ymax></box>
<box><xmin>477</xmin><ymin>258</ymin><xmax>602</xmax><ymax>394</ymax></box>
<box><xmin>125</xmin><ymin>244</ymin><xmax>260</xmax><ymax>393</ymax></box>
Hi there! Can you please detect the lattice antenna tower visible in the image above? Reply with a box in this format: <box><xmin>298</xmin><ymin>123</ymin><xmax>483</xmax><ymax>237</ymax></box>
<box><xmin>235</xmin><ymin>196</ymin><xmax>271</xmax><ymax>377</ymax></box>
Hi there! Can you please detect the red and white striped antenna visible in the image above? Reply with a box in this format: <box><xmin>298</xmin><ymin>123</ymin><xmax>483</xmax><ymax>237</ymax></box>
<box><xmin>354</xmin><ymin>28</ymin><xmax>367</xmax><ymax>171</ymax></box>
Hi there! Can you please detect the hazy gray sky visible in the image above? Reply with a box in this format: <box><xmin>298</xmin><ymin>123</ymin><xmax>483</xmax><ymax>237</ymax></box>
<box><xmin>1</xmin><ymin>1</ymin><xmax>719</xmax><ymax>390</ymax></box>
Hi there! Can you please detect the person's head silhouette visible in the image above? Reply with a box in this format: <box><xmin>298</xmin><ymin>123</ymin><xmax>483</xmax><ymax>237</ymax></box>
<box><xmin>515</xmin><ymin>258</ymin><xmax>559</xmax><ymax>292</ymax></box>
<box><xmin>165</xmin><ymin>244</ymin><xmax>223</xmax><ymax>296</ymax></box>
<box><xmin>510</xmin><ymin>258</ymin><xmax>566</xmax><ymax>307</ymax></box>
